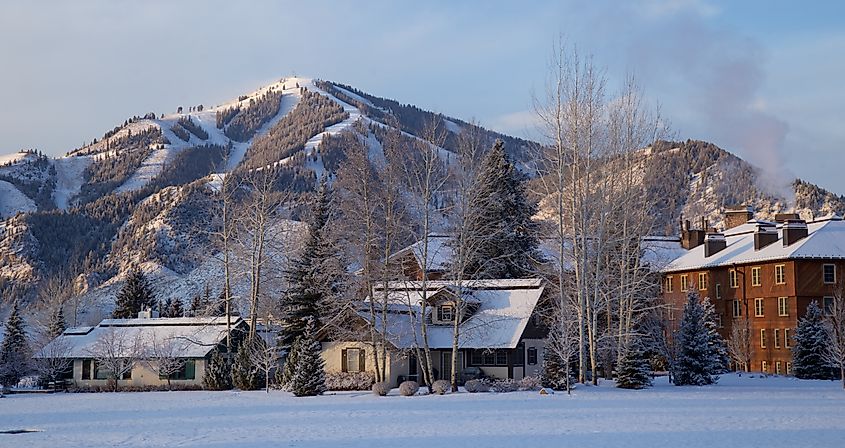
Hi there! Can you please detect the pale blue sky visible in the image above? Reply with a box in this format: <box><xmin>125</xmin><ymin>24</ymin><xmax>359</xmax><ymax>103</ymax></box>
<box><xmin>1</xmin><ymin>0</ymin><xmax>843</xmax><ymax>191</ymax></box>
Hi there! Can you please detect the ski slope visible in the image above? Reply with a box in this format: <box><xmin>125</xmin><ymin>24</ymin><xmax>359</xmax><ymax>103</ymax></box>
<box><xmin>0</xmin><ymin>179</ymin><xmax>36</xmax><ymax>218</ymax></box>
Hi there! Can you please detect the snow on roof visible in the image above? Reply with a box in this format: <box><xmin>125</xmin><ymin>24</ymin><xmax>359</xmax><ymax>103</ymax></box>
<box><xmin>663</xmin><ymin>217</ymin><xmax>845</xmax><ymax>273</ymax></box>
<box><xmin>36</xmin><ymin>316</ymin><xmax>244</xmax><ymax>359</ymax></box>
<box><xmin>359</xmin><ymin>279</ymin><xmax>544</xmax><ymax>350</ymax></box>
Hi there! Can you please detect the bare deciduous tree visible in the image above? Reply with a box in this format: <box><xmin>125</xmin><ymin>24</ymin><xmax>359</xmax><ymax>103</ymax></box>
<box><xmin>824</xmin><ymin>282</ymin><xmax>845</xmax><ymax>389</ymax></box>
<box><xmin>143</xmin><ymin>335</ymin><xmax>185</xmax><ymax>390</ymax></box>
<box><xmin>727</xmin><ymin>316</ymin><xmax>752</xmax><ymax>372</ymax></box>
<box><xmin>87</xmin><ymin>327</ymin><xmax>143</xmax><ymax>392</ymax></box>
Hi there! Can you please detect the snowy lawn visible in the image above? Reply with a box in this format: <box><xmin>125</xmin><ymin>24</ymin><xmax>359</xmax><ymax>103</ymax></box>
<box><xmin>3</xmin><ymin>374</ymin><xmax>845</xmax><ymax>448</ymax></box>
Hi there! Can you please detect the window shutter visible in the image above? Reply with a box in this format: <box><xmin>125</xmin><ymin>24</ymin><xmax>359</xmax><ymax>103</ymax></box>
<box><xmin>341</xmin><ymin>349</ymin><xmax>348</xmax><ymax>372</ymax></box>
<box><xmin>359</xmin><ymin>349</ymin><xmax>366</xmax><ymax>372</ymax></box>
<box><xmin>82</xmin><ymin>360</ymin><xmax>91</xmax><ymax>380</ymax></box>
<box><xmin>185</xmin><ymin>360</ymin><xmax>196</xmax><ymax>380</ymax></box>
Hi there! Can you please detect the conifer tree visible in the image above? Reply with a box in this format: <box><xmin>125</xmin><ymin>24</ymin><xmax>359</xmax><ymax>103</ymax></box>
<box><xmin>288</xmin><ymin>319</ymin><xmax>325</xmax><ymax>397</ymax></box>
<box><xmin>0</xmin><ymin>300</ymin><xmax>30</xmax><ymax>387</ymax></box>
<box><xmin>792</xmin><ymin>301</ymin><xmax>834</xmax><ymax>379</ymax></box>
<box><xmin>167</xmin><ymin>298</ymin><xmax>185</xmax><ymax>318</ymax></box>
<box><xmin>231</xmin><ymin>340</ymin><xmax>260</xmax><ymax>390</ymax></box>
<box><xmin>113</xmin><ymin>267</ymin><xmax>156</xmax><ymax>318</ymax></box>
<box><xmin>616</xmin><ymin>337</ymin><xmax>653</xmax><ymax>389</ymax></box>
<box><xmin>674</xmin><ymin>290</ymin><xmax>721</xmax><ymax>386</ymax></box>
<box><xmin>47</xmin><ymin>303</ymin><xmax>66</xmax><ymax>338</ymax></box>
<box><xmin>203</xmin><ymin>350</ymin><xmax>232</xmax><ymax>390</ymax></box>
<box><xmin>461</xmin><ymin>140</ymin><xmax>540</xmax><ymax>279</ymax></box>
<box><xmin>188</xmin><ymin>294</ymin><xmax>204</xmax><ymax>317</ymax></box>
<box><xmin>702</xmin><ymin>297</ymin><xmax>730</xmax><ymax>373</ymax></box>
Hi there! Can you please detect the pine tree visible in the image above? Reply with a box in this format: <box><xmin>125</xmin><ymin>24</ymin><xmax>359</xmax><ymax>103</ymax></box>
<box><xmin>0</xmin><ymin>300</ymin><xmax>31</xmax><ymax>387</ymax></box>
<box><xmin>203</xmin><ymin>350</ymin><xmax>232</xmax><ymax>390</ymax></box>
<box><xmin>188</xmin><ymin>294</ymin><xmax>204</xmax><ymax>317</ymax></box>
<box><xmin>460</xmin><ymin>140</ymin><xmax>540</xmax><ymax>279</ymax></box>
<box><xmin>674</xmin><ymin>290</ymin><xmax>720</xmax><ymax>386</ymax></box>
<box><xmin>113</xmin><ymin>267</ymin><xmax>156</xmax><ymax>318</ymax></box>
<box><xmin>616</xmin><ymin>337</ymin><xmax>653</xmax><ymax>389</ymax></box>
<box><xmin>792</xmin><ymin>301</ymin><xmax>835</xmax><ymax>379</ymax></box>
<box><xmin>702</xmin><ymin>297</ymin><xmax>730</xmax><ymax>374</ymax></box>
<box><xmin>160</xmin><ymin>298</ymin><xmax>174</xmax><ymax>317</ymax></box>
<box><xmin>167</xmin><ymin>298</ymin><xmax>185</xmax><ymax>318</ymax></box>
<box><xmin>279</xmin><ymin>179</ymin><xmax>343</xmax><ymax>347</ymax></box>
<box><xmin>231</xmin><ymin>340</ymin><xmax>260</xmax><ymax>390</ymax></box>
<box><xmin>278</xmin><ymin>336</ymin><xmax>300</xmax><ymax>390</ymax></box>
<box><xmin>288</xmin><ymin>320</ymin><xmax>325</xmax><ymax>397</ymax></box>
<box><xmin>47</xmin><ymin>303</ymin><xmax>66</xmax><ymax>338</ymax></box>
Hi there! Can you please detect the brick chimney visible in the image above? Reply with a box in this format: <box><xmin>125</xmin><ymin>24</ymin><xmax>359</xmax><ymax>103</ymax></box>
<box><xmin>704</xmin><ymin>232</ymin><xmax>727</xmax><ymax>257</ymax></box>
<box><xmin>681</xmin><ymin>218</ymin><xmax>706</xmax><ymax>250</ymax></box>
<box><xmin>775</xmin><ymin>213</ymin><xmax>800</xmax><ymax>223</ymax></box>
<box><xmin>783</xmin><ymin>219</ymin><xmax>808</xmax><ymax>246</ymax></box>
<box><xmin>753</xmin><ymin>223</ymin><xmax>778</xmax><ymax>250</ymax></box>
<box><xmin>724</xmin><ymin>205</ymin><xmax>754</xmax><ymax>230</ymax></box>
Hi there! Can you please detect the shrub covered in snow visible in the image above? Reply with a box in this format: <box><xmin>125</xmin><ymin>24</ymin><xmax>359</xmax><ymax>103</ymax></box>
<box><xmin>432</xmin><ymin>380</ymin><xmax>451</xmax><ymax>395</ymax></box>
<box><xmin>518</xmin><ymin>375</ymin><xmax>542</xmax><ymax>391</ymax></box>
<box><xmin>464</xmin><ymin>379</ymin><xmax>490</xmax><ymax>393</ymax></box>
<box><xmin>491</xmin><ymin>378</ymin><xmax>519</xmax><ymax>393</ymax></box>
<box><xmin>325</xmin><ymin>371</ymin><xmax>376</xmax><ymax>391</ymax></box>
<box><xmin>372</xmin><ymin>382</ymin><xmax>390</xmax><ymax>396</ymax></box>
<box><xmin>399</xmin><ymin>380</ymin><xmax>419</xmax><ymax>396</ymax></box>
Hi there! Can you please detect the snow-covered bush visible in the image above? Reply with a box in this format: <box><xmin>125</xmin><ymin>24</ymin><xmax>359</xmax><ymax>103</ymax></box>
<box><xmin>464</xmin><ymin>379</ymin><xmax>489</xmax><ymax>393</ymax></box>
<box><xmin>491</xmin><ymin>378</ymin><xmax>519</xmax><ymax>393</ymax></box>
<box><xmin>518</xmin><ymin>375</ymin><xmax>542</xmax><ymax>391</ymax></box>
<box><xmin>325</xmin><ymin>371</ymin><xmax>376</xmax><ymax>391</ymax></box>
<box><xmin>399</xmin><ymin>380</ymin><xmax>419</xmax><ymax>396</ymax></box>
<box><xmin>432</xmin><ymin>380</ymin><xmax>451</xmax><ymax>395</ymax></box>
<box><xmin>372</xmin><ymin>382</ymin><xmax>390</xmax><ymax>396</ymax></box>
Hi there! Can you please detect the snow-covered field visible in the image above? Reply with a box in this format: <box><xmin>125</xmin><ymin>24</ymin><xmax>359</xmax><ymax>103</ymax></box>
<box><xmin>3</xmin><ymin>374</ymin><xmax>845</xmax><ymax>447</ymax></box>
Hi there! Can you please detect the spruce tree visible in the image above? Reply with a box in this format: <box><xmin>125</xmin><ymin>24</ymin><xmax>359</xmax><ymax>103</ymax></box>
<box><xmin>203</xmin><ymin>350</ymin><xmax>232</xmax><ymax>390</ymax></box>
<box><xmin>160</xmin><ymin>298</ymin><xmax>174</xmax><ymax>317</ymax></box>
<box><xmin>167</xmin><ymin>298</ymin><xmax>185</xmax><ymax>318</ymax></box>
<box><xmin>460</xmin><ymin>140</ymin><xmax>540</xmax><ymax>279</ymax></box>
<box><xmin>792</xmin><ymin>301</ymin><xmax>834</xmax><ymax>379</ymax></box>
<box><xmin>113</xmin><ymin>267</ymin><xmax>156</xmax><ymax>318</ymax></box>
<box><xmin>616</xmin><ymin>337</ymin><xmax>653</xmax><ymax>389</ymax></box>
<box><xmin>288</xmin><ymin>320</ymin><xmax>325</xmax><ymax>397</ymax></box>
<box><xmin>702</xmin><ymin>297</ymin><xmax>730</xmax><ymax>374</ymax></box>
<box><xmin>674</xmin><ymin>290</ymin><xmax>720</xmax><ymax>386</ymax></box>
<box><xmin>188</xmin><ymin>294</ymin><xmax>204</xmax><ymax>317</ymax></box>
<box><xmin>0</xmin><ymin>300</ymin><xmax>30</xmax><ymax>387</ymax></box>
<box><xmin>47</xmin><ymin>303</ymin><xmax>66</xmax><ymax>338</ymax></box>
<box><xmin>231</xmin><ymin>340</ymin><xmax>260</xmax><ymax>390</ymax></box>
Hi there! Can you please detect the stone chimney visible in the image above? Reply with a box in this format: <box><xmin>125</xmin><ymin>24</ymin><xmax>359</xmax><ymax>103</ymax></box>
<box><xmin>704</xmin><ymin>232</ymin><xmax>727</xmax><ymax>257</ymax></box>
<box><xmin>724</xmin><ymin>205</ymin><xmax>754</xmax><ymax>230</ymax></box>
<box><xmin>681</xmin><ymin>218</ymin><xmax>706</xmax><ymax>250</ymax></box>
<box><xmin>753</xmin><ymin>223</ymin><xmax>778</xmax><ymax>250</ymax></box>
<box><xmin>783</xmin><ymin>219</ymin><xmax>808</xmax><ymax>246</ymax></box>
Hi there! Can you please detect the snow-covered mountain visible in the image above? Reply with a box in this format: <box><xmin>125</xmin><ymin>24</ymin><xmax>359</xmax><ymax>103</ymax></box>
<box><xmin>0</xmin><ymin>77</ymin><xmax>842</xmax><ymax>321</ymax></box>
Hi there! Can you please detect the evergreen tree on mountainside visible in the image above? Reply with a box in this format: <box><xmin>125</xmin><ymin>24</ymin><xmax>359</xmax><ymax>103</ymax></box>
<box><xmin>279</xmin><ymin>179</ymin><xmax>344</xmax><ymax>348</ymax></box>
<box><xmin>112</xmin><ymin>267</ymin><xmax>156</xmax><ymax>319</ymax></box>
<box><xmin>0</xmin><ymin>300</ymin><xmax>30</xmax><ymax>387</ymax></box>
<box><xmin>161</xmin><ymin>297</ymin><xmax>185</xmax><ymax>318</ymax></box>
<box><xmin>460</xmin><ymin>140</ymin><xmax>540</xmax><ymax>279</ymax></box>
<box><xmin>674</xmin><ymin>289</ymin><xmax>722</xmax><ymax>386</ymax></box>
<box><xmin>792</xmin><ymin>301</ymin><xmax>835</xmax><ymax>379</ymax></box>
<box><xmin>47</xmin><ymin>303</ymin><xmax>66</xmax><ymax>338</ymax></box>
<box><xmin>616</xmin><ymin>336</ymin><xmax>653</xmax><ymax>389</ymax></box>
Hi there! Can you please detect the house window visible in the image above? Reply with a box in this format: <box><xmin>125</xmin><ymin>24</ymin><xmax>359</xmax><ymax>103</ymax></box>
<box><xmin>751</xmin><ymin>267</ymin><xmax>762</xmax><ymax>287</ymax></box>
<box><xmin>776</xmin><ymin>361</ymin><xmax>782</xmax><ymax>375</ymax></box>
<box><xmin>760</xmin><ymin>329</ymin><xmax>767</xmax><ymax>349</ymax></box>
<box><xmin>716</xmin><ymin>283</ymin><xmax>722</xmax><ymax>300</ymax></box>
<box><xmin>93</xmin><ymin>360</ymin><xmax>131</xmax><ymax>380</ymax></box>
<box><xmin>823</xmin><ymin>264</ymin><xmax>836</xmax><ymax>284</ymax></box>
<box><xmin>729</xmin><ymin>270</ymin><xmax>739</xmax><ymax>288</ymax></box>
<box><xmin>665</xmin><ymin>276</ymin><xmax>674</xmax><ymax>293</ymax></box>
<box><xmin>762</xmin><ymin>360</ymin><xmax>768</xmax><ymax>373</ymax></box>
<box><xmin>732</xmin><ymin>300</ymin><xmax>742</xmax><ymax>318</ymax></box>
<box><xmin>698</xmin><ymin>273</ymin><xmax>707</xmax><ymax>290</ymax></box>
<box><xmin>470</xmin><ymin>349</ymin><xmax>510</xmax><ymax>367</ymax></box>
<box><xmin>778</xmin><ymin>297</ymin><xmax>789</xmax><ymax>316</ymax></box>
<box><xmin>681</xmin><ymin>274</ymin><xmax>689</xmax><ymax>291</ymax></box>
<box><xmin>774</xmin><ymin>329</ymin><xmax>781</xmax><ymax>349</ymax></box>
<box><xmin>775</xmin><ymin>265</ymin><xmax>786</xmax><ymax>285</ymax></box>
<box><xmin>754</xmin><ymin>298</ymin><xmax>764</xmax><ymax>317</ymax></box>
<box><xmin>343</xmin><ymin>348</ymin><xmax>365</xmax><ymax>373</ymax></box>
<box><xmin>824</xmin><ymin>297</ymin><xmax>834</xmax><ymax>315</ymax></box>
<box><xmin>527</xmin><ymin>347</ymin><xmax>538</xmax><ymax>365</ymax></box>
<box><xmin>784</xmin><ymin>328</ymin><xmax>791</xmax><ymax>348</ymax></box>
<box><xmin>82</xmin><ymin>359</ymin><xmax>92</xmax><ymax>380</ymax></box>
<box><xmin>438</xmin><ymin>304</ymin><xmax>455</xmax><ymax>322</ymax></box>
<box><xmin>161</xmin><ymin>359</ymin><xmax>195</xmax><ymax>380</ymax></box>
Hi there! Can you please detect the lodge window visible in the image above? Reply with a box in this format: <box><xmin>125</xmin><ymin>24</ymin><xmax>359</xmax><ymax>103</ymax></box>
<box><xmin>527</xmin><ymin>347</ymin><xmax>538</xmax><ymax>365</ymax></box>
<box><xmin>729</xmin><ymin>270</ymin><xmax>739</xmax><ymax>288</ymax></box>
<box><xmin>438</xmin><ymin>304</ymin><xmax>455</xmax><ymax>322</ymax></box>
<box><xmin>774</xmin><ymin>329</ymin><xmax>781</xmax><ymax>349</ymax></box>
<box><xmin>786</xmin><ymin>362</ymin><xmax>792</xmax><ymax>375</ymax></box>
<box><xmin>715</xmin><ymin>313</ymin><xmax>723</xmax><ymax>328</ymax></box>
<box><xmin>342</xmin><ymin>348</ymin><xmax>366</xmax><ymax>373</ymax></box>
<box><xmin>668</xmin><ymin>306</ymin><xmax>675</xmax><ymax>321</ymax></box>
<box><xmin>751</xmin><ymin>267</ymin><xmax>762</xmax><ymax>287</ymax></box>
<box><xmin>776</xmin><ymin>361</ymin><xmax>782</xmax><ymax>375</ymax></box>
<box><xmin>778</xmin><ymin>297</ymin><xmax>788</xmax><ymax>316</ymax></box>
<box><xmin>732</xmin><ymin>300</ymin><xmax>742</xmax><ymax>318</ymax></box>
<box><xmin>823</xmin><ymin>264</ymin><xmax>836</xmax><ymax>284</ymax></box>
<box><xmin>680</xmin><ymin>275</ymin><xmax>689</xmax><ymax>292</ymax></box>
<box><xmin>715</xmin><ymin>283</ymin><xmax>722</xmax><ymax>300</ymax></box>
<box><xmin>698</xmin><ymin>273</ymin><xmax>707</xmax><ymax>290</ymax></box>
<box><xmin>754</xmin><ymin>298</ymin><xmax>764</xmax><ymax>317</ymax></box>
<box><xmin>823</xmin><ymin>297</ymin><xmax>834</xmax><ymax>315</ymax></box>
<box><xmin>665</xmin><ymin>276</ymin><xmax>674</xmax><ymax>293</ymax></box>
<box><xmin>160</xmin><ymin>359</ymin><xmax>195</xmax><ymax>380</ymax></box>
<box><xmin>775</xmin><ymin>265</ymin><xmax>786</xmax><ymax>285</ymax></box>
<box><xmin>760</xmin><ymin>329</ymin><xmax>767</xmax><ymax>349</ymax></box>
<box><xmin>762</xmin><ymin>360</ymin><xmax>768</xmax><ymax>373</ymax></box>
<box><xmin>470</xmin><ymin>349</ymin><xmax>511</xmax><ymax>367</ymax></box>
<box><xmin>784</xmin><ymin>328</ymin><xmax>791</xmax><ymax>348</ymax></box>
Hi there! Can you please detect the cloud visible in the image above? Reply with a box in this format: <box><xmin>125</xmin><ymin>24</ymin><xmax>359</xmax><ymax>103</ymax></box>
<box><xmin>488</xmin><ymin>110</ymin><xmax>542</xmax><ymax>140</ymax></box>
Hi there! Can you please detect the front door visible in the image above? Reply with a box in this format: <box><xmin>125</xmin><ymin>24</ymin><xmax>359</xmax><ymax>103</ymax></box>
<box><xmin>441</xmin><ymin>351</ymin><xmax>463</xmax><ymax>381</ymax></box>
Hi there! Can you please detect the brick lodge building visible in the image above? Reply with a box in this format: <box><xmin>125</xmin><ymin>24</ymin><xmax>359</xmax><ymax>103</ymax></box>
<box><xmin>661</xmin><ymin>207</ymin><xmax>845</xmax><ymax>375</ymax></box>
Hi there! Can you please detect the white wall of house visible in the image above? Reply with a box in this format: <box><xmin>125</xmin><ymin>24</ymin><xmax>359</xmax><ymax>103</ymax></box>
<box><xmin>321</xmin><ymin>341</ymin><xmax>408</xmax><ymax>387</ymax></box>
<box><xmin>523</xmin><ymin>338</ymin><xmax>545</xmax><ymax>378</ymax></box>
<box><xmin>70</xmin><ymin>358</ymin><xmax>207</xmax><ymax>388</ymax></box>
